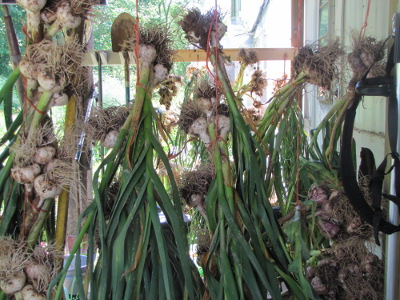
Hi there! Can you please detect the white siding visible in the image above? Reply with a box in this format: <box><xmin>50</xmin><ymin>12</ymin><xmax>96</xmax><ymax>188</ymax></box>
<box><xmin>305</xmin><ymin>0</ymin><xmax>392</xmax><ymax>163</ymax></box>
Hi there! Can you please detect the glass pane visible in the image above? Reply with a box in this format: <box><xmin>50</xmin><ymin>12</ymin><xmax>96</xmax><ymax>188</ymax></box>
<box><xmin>319</xmin><ymin>5</ymin><xmax>329</xmax><ymax>38</ymax></box>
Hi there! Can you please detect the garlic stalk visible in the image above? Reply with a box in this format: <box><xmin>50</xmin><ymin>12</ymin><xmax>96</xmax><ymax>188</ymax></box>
<box><xmin>16</xmin><ymin>0</ymin><xmax>46</xmax><ymax>42</ymax></box>
<box><xmin>129</xmin><ymin>45</ymin><xmax>157</xmax><ymax>134</ymax></box>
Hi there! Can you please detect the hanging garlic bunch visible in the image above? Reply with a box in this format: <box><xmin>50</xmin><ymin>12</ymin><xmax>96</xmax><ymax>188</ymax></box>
<box><xmin>179</xmin><ymin>164</ymin><xmax>215</xmax><ymax>218</ymax></box>
<box><xmin>178</xmin><ymin>75</ymin><xmax>232</xmax><ymax>146</ymax></box>
<box><xmin>24</xmin><ymin>243</ymin><xmax>63</xmax><ymax>297</ymax></box>
<box><xmin>178</xmin><ymin>101</ymin><xmax>211</xmax><ymax>146</ymax></box>
<box><xmin>18</xmin><ymin>39</ymin><xmax>85</xmax><ymax>112</ymax></box>
<box><xmin>41</xmin><ymin>0</ymin><xmax>97</xmax><ymax>38</ymax></box>
<box><xmin>87</xmin><ymin>105</ymin><xmax>131</xmax><ymax>148</ymax></box>
<box><xmin>11</xmin><ymin>123</ymin><xmax>56</xmax><ymax>193</ymax></box>
<box><xmin>10</xmin><ymin>123</ymin><xmax>79</xmax><ymax>208</ymax></box>
<box><xmin>178</xmin><ymin>8</ymin><xmax>226</xmax><ymax>50</ymax></box>
<box><xmin>0</xmin><ymin>238</ymin><xmax>29</xmax><ymax>296</ymax></box>
<box><xmin>0</xmin><ymin>237</ymin><xmax>62</xmax><ymax>299</ymax></box>
<box><xmin>158</xmin><ymin>75</ymin><xmax>182</xmax><ymax>110</ymax></box>
<box><xmin>233</xmin><ymin>49</ymin><xmax>259</xmax><ymax>92</ymax></box>
<box><xmin>196</xmin><ymin>76</ymin><xmax>231</xmax><ymax>140</ymax></box>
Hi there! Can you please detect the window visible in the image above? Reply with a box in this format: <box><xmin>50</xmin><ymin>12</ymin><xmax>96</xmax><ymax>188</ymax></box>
<box><xmin>318</xmin><ymin>0</ymin><xmax>334</xmax><ymax>46</ymax></box>
<box><xmin>318</xmin><ymin>0</ymin><xmax>338</xmax><ymax>102</ymax></box>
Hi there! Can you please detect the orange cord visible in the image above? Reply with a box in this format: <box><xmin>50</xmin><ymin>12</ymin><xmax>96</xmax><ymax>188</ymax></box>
<box><xmin>24</xmin><ymin>95</ymin><xmax>46</xmax><ymax>115</ymax></box>
<box><xmin>204</xmin><ymin>1</ymin><xmax>226</xmax><ymax>147</ymax></box>
<box><xmin>360</xmin><ymin>0</ymin><xmax>371</xmax><ymax>38</ymax></box>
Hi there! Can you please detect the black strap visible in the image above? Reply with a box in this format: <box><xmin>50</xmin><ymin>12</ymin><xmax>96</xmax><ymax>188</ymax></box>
<box><xmin>340</xmin><ymin>40</ymin><xmax>400</xmax><ymax>245</ymax></box>
<box><xmin>370</xmin><ymin>156</ymin><xmax>388</xmax><ymax>243</ymax></box>
<box><xmin>382</xmin><ymin>193</ymin><xmax>400</xmax><ymax>206</ymax></box>
<box><xmin>359</xmin><ymin>147</ymin><xmax>376</xmax><ymax>179</ymax></box>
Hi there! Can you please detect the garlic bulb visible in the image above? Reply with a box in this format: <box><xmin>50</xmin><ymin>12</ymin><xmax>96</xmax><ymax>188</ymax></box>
<box><xmin>188</xmin><ymin>117</ymin><xmax>211</xmax><ymax>145</ymax></box>
<box><xmin>190</xmin><ymin>194</ymin><xmax>206</xmax><ymax>217</ymax></box>
<box><xmin>152</xmin><ymin>64</ymin><xmax>169</xmax><ymax>86</ymax></box>
<box><xmin>138</xmin><ymin>45</ymin><xmax>157</xmax><ymax>64</ymax></box>
<box><xmin>20</xmin><ymin>60</ymin><xmax>44</xmax><ymax>81</ymax></box>
<box><xmin>216</xmin><ymin>22</ymin><xmax>227</xmax><ymax>39</ymax></box>
<box><xmin>50</xmin><ymin>92</ymin><xmax>69</xmax><ymax>107</ymax></box>
<box><xmin>216</xmin><ymin>115</ymin><xmax>231</xmax><ymax>139</ymax></box>
<box><xmin>21</xmin><ymin>285</ymin><xmax>45</xmax><ymax>300</ymax></box>
<box><xmin>34</xmin><ymin>174</ymin><xmax>62</xmax><ymax>203</ymax></box>
<box><xmin>11</xmin><ymin>164</ymin><xmax>41</xmax><ymax>184</ymax></box>
<box><xmin>56</xmin><ymin>2</ymin><xmax>81</xmax><ymax>29</ymax></box>
<box><xmin>102</xmin><ymin>130</ymin><xmax>119</xmax><ymax>148</ymax></box>
<box><xmin>0</xmin><ymin>271</ymin><xmax>26</xmax><ymax>294</ymax></box>
<box><xmin>25</xmin><ymin>262</ymin><xmax>51</xmax><ymax>293</ymax></box>
<box><xmin>37</xmin><ymin>72</ymin><xmax>64</xmax><ymax>93</ymax></box>
<box><xmin>43</xmin><ymin>158</ymin><xmax>59</xmax><ymax>173</ymax></box>
<box><xmin>34</xmin><ymin>146</ymin><xmax>56</xmax><ymax>164</ymax></box>
<box><xmin>19</xmin><ymin>58</ymin><xmax>35</xmax><ymax>80</ymax></box>
<box><xmin>186</xmin><ymin>30</ymin><xmax>201</xmax><ymax>43</ymax></box>
<box><xmin>311</xmin><ymin>276</ymin><xmax>327</xmax><ymax>295</ymax></box>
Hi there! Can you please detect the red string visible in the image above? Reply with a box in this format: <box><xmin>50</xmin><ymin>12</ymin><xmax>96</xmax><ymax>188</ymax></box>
<box><xmin>360</xmin><ymin>0</ymin><xmax>371</xmax><ymax>38</ymax></box>
<box><xmin>205</xmin><ymin>1</ymin><xmax>225</xmax><ymax>147</ymax></box>
<box><xmin>24</xmin><ymin>95</ymin><xmax>46</xmax><ymax>115</ymax></box>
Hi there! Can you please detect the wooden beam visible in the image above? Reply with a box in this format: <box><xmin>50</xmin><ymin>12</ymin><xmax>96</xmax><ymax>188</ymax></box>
<box><xmin>291</xmin><ymin>0</ymin><xmax>304</xmax><ymax>48</ymax></box>
<box><xmin>82</xmin><ymin>48</ymin><xmax>296</xmax><ymax>66</ymax></box>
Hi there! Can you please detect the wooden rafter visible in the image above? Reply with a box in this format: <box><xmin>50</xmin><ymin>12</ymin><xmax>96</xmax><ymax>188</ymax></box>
<box><xmin>83</xmin><ymin>47</ymin><xmax>296</xmax><ymax>66</ymax></box>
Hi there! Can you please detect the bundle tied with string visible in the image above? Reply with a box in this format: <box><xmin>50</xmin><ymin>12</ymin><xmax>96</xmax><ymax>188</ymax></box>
<box><xmin>11</xmin><ymin>122</ymin><xmax>82</xmax><ymax>208</ymax></box>
<box><xmin>19</xmin><ymin>39</ymin><xmax>87</xmax><ymax>107</ymax></box>
<box><xmin>178</xmin><ymin>100</ymin><xmax>210</xmax><ymax>145</ymax></box>
<box><xmin>0</xmin><ymin>236</ymin><xmax>64</xmax><ymax>299</ymax></box>
<box><xmin>293</xmin><ymin>39</ymin><xmax>345</xmax><ymax>90</ymax></box>
<box><xmin>24</xmin><ymin>243</ymin><xmax>64</xmax><ymax>297</ymax></box>
<box><xmin>235</xmin><ymin>48</ymin><xmax>267</xmax><ymax>97</ymax></box>
<box><xmin>248</xmin><ymin>69</ymin><xmax>267</xmax><ymax>97</ymax></box>
<box><xmin>86</xmin><ymin>105</ymin><xmax>131</xmax><ymax>148</ymax></box>
<box><xmin>0</xmin><ymin>237</ymin><xmax>29</xmax><ymax>295</ymax></box>
<box><xmin>127</xmin><ymin>25</ymin><xmax>175</xmax><ymax>86</ymax></box>
<box><xmin>158</xmin><ymin>75</ymin><xmax>182</xmax><ymax>110</ymax></box>
<box><xmin>178</xmin><ymin>74</ymin><xmax>231</xmax><ymax>145</ymax></box>
<box><xmin>39</xmin><ymin>0</ymin><xmax>98</xmax><ymax>37</ymax></box>
<box><xmin>179</xmin><ymin>163</ymin><xmax>215</xmax><ymax>217</ymax></box>
<box><xmin>309</xmin><ymin>185</ymin><xmax>373</xmax><ymax>241</ymax></box>
<box><xmin>194</xmin><ymin>75</ymin><xmax>217</xmax><ymax>118</ymax></box>
<box><xmin>194</xmin><ymin>74</ymin><xmax>231</xmax><ymax>140</ymax></box>
<box><xmin>347</xmin><ymin>32</ymin><xmax>386</xmax><ymax>91</ymax></box>
<box><xmin>306</xmin><ymin>173</ymin><xmax>383</xmax><ymax>299</ymax></box>
<box><xmin>238</xmin><ymin>48</ymin><xmax>258</xmax><ymax>66</ymax></box>
<box><xmin>178</xmin><ymin>8</ymin><xmax>227</xmax><ymax>50</ymax></box>
<box><xmin>307</xmin><ymin>238</ymin><xmax>383</xmax><ymax>300</ymax></box>
<box><xmin>11</xmin><ymin>122</ymin><xmax>57</xmax><ymax>188</ymax></box>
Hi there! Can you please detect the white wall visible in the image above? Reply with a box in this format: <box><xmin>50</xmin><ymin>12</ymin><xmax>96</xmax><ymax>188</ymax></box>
<box><xmin>304</xmin><ymin>0</ymin><xmax>392</xmax><ymax>163</ymax></box>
